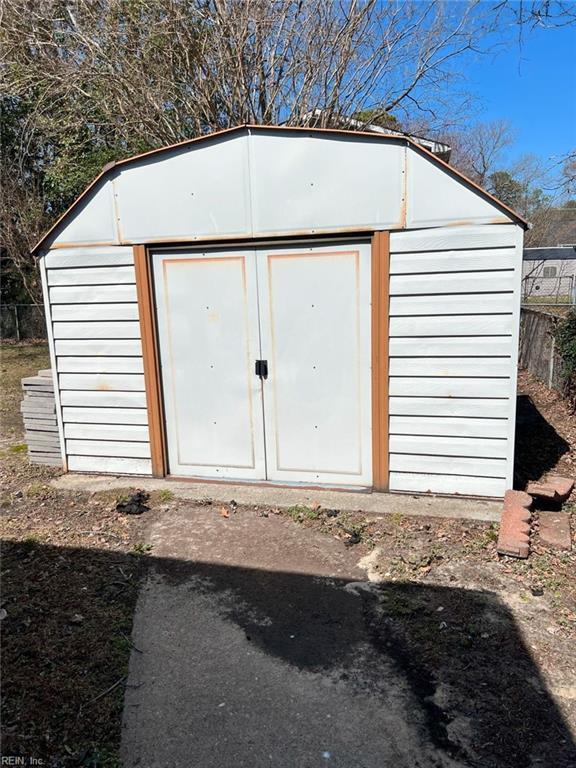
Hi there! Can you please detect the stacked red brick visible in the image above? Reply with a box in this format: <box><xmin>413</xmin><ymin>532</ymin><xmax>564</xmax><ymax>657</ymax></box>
<box><xmin>497</xmin><ymin>478</ymin><xmax>574</xmax><ymax>558</ymax></box>
<box><xmin>497</xmin><ymin>490</ymin><xmax>532</xmax><ymax>558</ymax></box>
<box><xmin>21</xmin><ymin>370</ymin><xmax>62</xmax><ymax>466</ymax></box>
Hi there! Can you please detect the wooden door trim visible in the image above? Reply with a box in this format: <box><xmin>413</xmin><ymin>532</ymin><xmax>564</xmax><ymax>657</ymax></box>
<box><xmin>371</xmin><ymin>231</ymin><xmax>390</xmax><ymax>491</ymax></box>
<box><xmin>133</xmin><ymin>245</ymin><xmax>167</xmax><ymax>477</ymax></box>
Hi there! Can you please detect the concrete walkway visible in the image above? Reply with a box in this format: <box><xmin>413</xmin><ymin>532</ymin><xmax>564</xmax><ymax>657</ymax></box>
<box><xmin>121</xmin><ymin>504</ymin><xmax>466</xmax><ymax>768</ymax></box>
<box><xmin>53</xmin><ymin>474</ymin><xmax>501</xmax><ymax>522</ymax></box>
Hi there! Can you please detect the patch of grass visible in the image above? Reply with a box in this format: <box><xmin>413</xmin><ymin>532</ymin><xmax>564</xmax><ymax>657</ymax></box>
<box><xmin>379</xmin><ymin>591</ymin><xmax>423</xmax><ymax>616</ymax></box>
<box><xmin>8</xmin><ymin>443</ymin><xmax>28</xmax><ymax>454</ymax></box>
<box><xmin>286</xmin><ymin>504</ymin><xmax>321</xmax><ymax>522</ymax></box>
<box><xmin>131</xmin><ymin>542</ymin><xmax>153</xmax><ymax>556</ymax></box>
<box><xmin>21</xmin><ymin>534</ymin><xmax>42</xmax><ymax>551</ymax></box>
<box><xmin>156</xmin><ymin>489</ymin><xmax>175</xmax><ymax>502</ymax></box>
<box><xmin>26</xmin><ymin>482</ymin><xmax>49</xmax><ymax>497</ymax></box>
<box><xmin>530</xmin><ymin>554</ymin><xmax>570</xmax><ymax>594</ymax></box>
<box><xmin>92</xmin><ymin>489</ymin><xmax>138</xmax><ymax>507</ymax></box>
<box><xmin>111</xmin><ymin>634</ymin><xmax>133</xmax><ymax>656</ymax></box>
<box><xmin>337</xmin><ymin>516</ymin><xmax>372</xmax><ymax>547</ymax></box>
<box><xmin>466</xmin><ymin>523</ymin><xmax>499</xmax><ymax>552</ymax></box>
<box><xmin>64</xmin><ymin>741</ymin><xmax>123</xmax><ymax>767</ymax></box>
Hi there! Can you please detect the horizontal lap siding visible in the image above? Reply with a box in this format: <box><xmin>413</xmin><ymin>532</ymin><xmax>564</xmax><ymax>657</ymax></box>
<box><xmin>44</xmin><ymin>247</ymin><xmax>152</xmax><ymax>476</ymax></box>
<box><xmin>388</xmin><ymin>224</ymin><xmax>522</xmax><ymax>498</ymax></box>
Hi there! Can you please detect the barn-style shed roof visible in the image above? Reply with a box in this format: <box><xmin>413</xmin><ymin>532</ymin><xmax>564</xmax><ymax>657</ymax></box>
<box><xmin>33</xmin><ymin>124</ymin><xmax>528</xmax><ymax>255</ymax></box>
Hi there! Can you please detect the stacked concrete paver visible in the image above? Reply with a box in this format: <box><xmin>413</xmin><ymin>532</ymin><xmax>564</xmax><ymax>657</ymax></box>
<box><xmin>21</xmin><ymin>369</ymin><xmax>62</xmax><ymax>466</ymax></box>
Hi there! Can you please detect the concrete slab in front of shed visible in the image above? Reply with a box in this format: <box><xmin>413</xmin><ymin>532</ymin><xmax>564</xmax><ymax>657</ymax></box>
<box><xmin>52</xmin><ymin>474</ymin><xmax>501</xmax><ymax>522</ymax></box>
<box><xmin>120</xmin><ymin>505</ymin><xmax>454</xmax><ymax>768</ymax></box>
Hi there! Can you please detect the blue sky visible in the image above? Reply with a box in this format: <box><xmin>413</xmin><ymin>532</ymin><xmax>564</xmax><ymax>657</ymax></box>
<box><xmin>464</xmin><ymin>21</ymin><xmax>575</xmax><ymax>165</ymax></box>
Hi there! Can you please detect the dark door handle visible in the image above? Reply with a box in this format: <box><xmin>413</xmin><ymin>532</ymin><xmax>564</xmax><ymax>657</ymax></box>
<box><xmin>255</xmin><ymin>360</ymin><xmax>268</xmax><ymax>379</ymax></box>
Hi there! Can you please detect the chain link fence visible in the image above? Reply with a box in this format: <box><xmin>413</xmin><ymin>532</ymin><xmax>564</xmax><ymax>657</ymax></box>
<box><xmin>522</xmin><ymin>275</ymin><xmax>576</xmax><ymax>307</ymax></box>
<box><xmin>1</xmin><ymin>305</ymin><xmax>47</xmax><ymax>341</ymax></box>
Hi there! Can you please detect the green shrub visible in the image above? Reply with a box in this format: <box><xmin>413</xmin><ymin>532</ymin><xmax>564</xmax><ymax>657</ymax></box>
<box><xmin>555</xmin><ymin>309</ymin><xmax>576</xmax><ymax>408</ymax></box>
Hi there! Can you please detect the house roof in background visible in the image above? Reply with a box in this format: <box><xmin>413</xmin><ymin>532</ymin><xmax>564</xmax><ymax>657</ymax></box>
<box><xmin>523</xmin><ymin>246</ymin><xmax>576</xmax><ymax>261</ymax></box>
<box><xmin>293</xmin><ymin>108</ymin><xmax>452</xmax><ymax>161</ymax></box>
<box><xmin>530</xmin><ymin>207</ymin><xmax>576</xmax><ymax>247</ymax></box>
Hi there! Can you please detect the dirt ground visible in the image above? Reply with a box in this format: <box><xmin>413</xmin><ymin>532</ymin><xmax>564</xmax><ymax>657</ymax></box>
<box><xmin>1</xmin><ymin>344</ymin><xmax>575</xmax><ymax>766</ymax></box>
<box><xmin>1</xmin><ymin>345</ymin><xmax>150</xmax><ymax>765</ymax></box>
<box><xmin>515</xmin><ymin>368</ymin><xmax>576</xmax><ymax>488</ymax></box>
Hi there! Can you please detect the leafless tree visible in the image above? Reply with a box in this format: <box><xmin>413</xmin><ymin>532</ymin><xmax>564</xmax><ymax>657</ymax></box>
<box><xmin>442</xmin><ymin>120</ymin><xmax>515</xmax><ymax>186</ymax></box>
<box><xmin>0</xmin><ymin>0</ymin><xmax>573</xmax><ymax>302</ymax></box>
<box><xmin>1</xmin><ymin>0</ymin><xmax>506</xmax><ymax>144</ymax></box>
<box><xmin>496</xmin><ymin>0</ymin><xmax>576</xmax><ymax>29</ymax></box>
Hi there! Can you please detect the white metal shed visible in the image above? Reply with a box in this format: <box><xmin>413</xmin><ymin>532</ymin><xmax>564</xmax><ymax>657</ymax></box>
<box><xmin>34</xmin><ymin>125</ymin><xmax>527</xmax><ymax>498</ymax></box>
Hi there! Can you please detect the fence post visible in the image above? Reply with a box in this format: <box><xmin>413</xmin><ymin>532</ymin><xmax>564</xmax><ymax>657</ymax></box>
<box><xmin>14</xmin><ymin>305</ymin><xmax>20</xmax><ymax>343</ymax></box>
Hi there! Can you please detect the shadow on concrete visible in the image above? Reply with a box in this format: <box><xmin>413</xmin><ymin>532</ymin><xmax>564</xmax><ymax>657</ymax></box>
<box><xmin>514</xmin><ymin>394</ymin><xmax>570</xmax><ymax>490</ymax></box>
<box><xmin>2</xmin><ymin>540</ymin><xmax>575</xmax><ymax>768</ymax></box>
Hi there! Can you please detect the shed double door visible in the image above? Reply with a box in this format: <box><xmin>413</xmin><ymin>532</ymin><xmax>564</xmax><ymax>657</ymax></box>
<box><xmin>152</xmin><ymin>242</ymin><xmax>372</xmax><ymax>486</ymax></box>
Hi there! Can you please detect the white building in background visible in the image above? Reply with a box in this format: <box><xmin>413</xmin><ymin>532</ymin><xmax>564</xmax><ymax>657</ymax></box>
<box><xmin>522</xmin><ymin>246</ymin><xmax>576</xmax><ymax>301</ymax></box>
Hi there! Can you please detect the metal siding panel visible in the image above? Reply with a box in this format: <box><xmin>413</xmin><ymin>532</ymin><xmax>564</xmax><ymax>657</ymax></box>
<box><xmin>62</xmin><ymin>407</ymin><xmax>148</xmax><ymax>424</ymax></box>
<box><xmin>386</xmin><ymin>223</ymin><xmax>522</xmax><ymax>498</ymax></box>
<box><xmin>55</xmin><ymin>339</ymin><xmax>143</xmax><ymax>356</ymax></box>
<box><xmin>47</xmin><ymin>266</ymin><xmax>135</xmax><ymax>286</ymax></box>
<box><xmin>52</xmin><ymin>304</ymin><xmax>139</xmax><ymax>321</ymax></box>
<box><xmin>58</xmin><ymin>373</ymin><xmax>145</xmax><ymax>390</ymax></box>
<box><xmin>390</xmin><ymin>434</ymin><xmax>507</xmax><ymax>459</ymax></box>
<box><xmin>389</xmin><ymin>416</ymin><xmax>508</xmax><ymax>439</ymax></box>
<box><xmin>60</xmin><ymin>390</ymin><xmax>147</xmax><ymax>407</ymax></box>
<box><xmin>390</xmin><ymin>224</ymin><xmax>518</xmax><ymax>253</ymax></box>
<box><xmin>50</xmin><ymin>284</ymin><xmax>138</xmax><ymax>304</ymax></box>
<box><xmin>51</xmin><ymin>180</ymin><xmax>118</xmax><ymax>246</ymax></box>
<box><xmin>389</xmin><ymin>315</ymin><xmax>513</xmax><ymax>337</ymax></box>
<box><xmin>44</xmin><ymin>248</ymin><xmax>152</xmax><ymax>476</ymax></box>
<box><xmin>389</xmin><ymin>377</ymin><xmax>510</xmax><ymax>397</ymax></box>
<box><xmin>66</xmin><ymin>439</ymin><xmax>151</xmax><ymax>458</ymax></box>
<box><xmin>389</xmin><ymin>294</ymin><xmax>513</xmax><ymax>316</ymax></box>
<box><xmin>390</xmin><ymin>454</ymin><xmax>506</xmax><ymax>478</ymax></box>
<box><xmin>49</xmin><ymin>181</ymin><xmax>118</xmax><ymax>245</ymax></box>
<box><xmin>45</xmin><ymin>247</ymin><xmax>134</xmax><ymax>268</ymax></box>
<box><xmin>406</xmin><ymin>148</ymin><xmax>514</xmax><ymax>227</ymax></box>
<box><xmin>115</xmin><ymin>136</ymin><xmax>251</xmax><ymax>241</ymax></box>
<box><xmin>250</xmin><ymin>133</ymin><xmax>403</xmax><ymax>234</ymax></box>
<box><xmin>53</xmin><ymin>322</ymin><xmax>141</xmax><ymax>339</ymax></box>
<box><xmin>390</xmin><ymin>271</ymin><xmax>515</xmax><ymax>295</ymax></box>
<box><xmin>389</xmin><ymin>397</ymin><xmax>510</xmax><ymax>418</ymax></box>
<box><xmin>389</xmin><ymin>358</ymin><xmax>510</xmax><ymax>377</ymax></box>
<box><xmin>39</xmin><ymin>259</ymin><xmax>66</xmax><ymax>469</ymax></box>
<box><xmin>389</xmin><ymin>472</ymin><xmax>505</xmax><ymax>497</ymax></box>
<box><xmin>67</xmin><ymin>456</ymin><xmax>152</xmax><ymax>474</ymax></box>
<box><xmin>57</xmin><ymin>356</ymin><xmax>144</xmax><ymax>373</ymax></box>
<box><xmin>64</xmin><ymin>423</ymin><xmax>149</xmax><ymax>441</ymax></box>
<box><xmin>389</xmin><ymin>249</ymin><xmax>516</xmax><ymax>274</ymax></box>
<box><xmin>389</xmin><ymin>337</ymin><xmax>513</xmax><ymax>357</ymax></box>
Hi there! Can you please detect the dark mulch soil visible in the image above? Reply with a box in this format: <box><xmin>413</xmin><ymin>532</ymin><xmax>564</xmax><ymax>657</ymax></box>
<box><xmin>1</xmin><ymin>474</ymin><xmax>151</xmax><ymax>766</ymax></box>
<box><xmin>515</xmin><ymin>369</ymin><xmax>576</xmax><ymax>493</ymax></box>
<box><xmin>0</xmin><ymin>345</ymin><xmax>151</xmax><ymax>766</ymax></box>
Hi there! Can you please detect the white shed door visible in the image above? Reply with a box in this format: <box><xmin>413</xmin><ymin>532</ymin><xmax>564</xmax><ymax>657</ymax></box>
<box><xmin>153</xmin><ymin>249</ymin><xmax>266</xmax><ymax>480</ymax></box>
<box><xmin>257</xmin><ymin>243</ymin><xmax>372</xmax><ymax>485</ymax></box>
<box><xmin>153</xmin><ymin>242</ymin><xmax>372</xmax><ymax>486</ymax></box>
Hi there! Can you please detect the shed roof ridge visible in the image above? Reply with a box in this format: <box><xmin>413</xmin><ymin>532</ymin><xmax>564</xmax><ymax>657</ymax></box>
<box><xmin>32</xmin><ymin>124</ymin><xmax>528</xmax><ymax>254</ymax></box>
